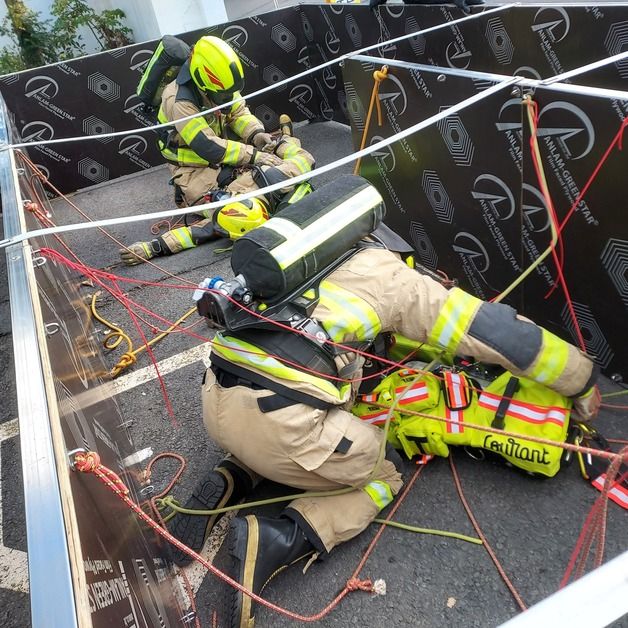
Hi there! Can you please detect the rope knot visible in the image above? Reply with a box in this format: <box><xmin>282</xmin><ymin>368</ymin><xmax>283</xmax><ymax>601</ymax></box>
<box><xmin>346</xmin><ymin>577</ymin><xmax>374</xmax><ymax>592</ymax></box>
<box><xmin>112</xmin><ymin>353</ymin><xmax>137</xmax><ymax>376</ymax></box>
<box><xmin>373</xmin><ymin>67</ymin><xmax>388</xmax><ymax>82</ymax></box>
<box><xmin>74</xmin><ymin>451</ymin><xmax>101</xmax><ymax>473</ymax></box>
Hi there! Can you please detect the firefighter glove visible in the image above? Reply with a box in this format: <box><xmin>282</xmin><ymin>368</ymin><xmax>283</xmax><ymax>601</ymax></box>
<box><xmin>572</xmin><ymin>385</ymin><xmax>601</xmax><ymax>422</ymax></box>
<box><xmin>119</xmin><ymin>239</ymin><xmax>163</xmax><ymax>266</ymax></box>
<box><xmin>251</xmin><ymin>131</ymin><xmax>276</xmax><ymax>152</ymax></box>
<box><xmin>251</xmin><ymin>149</ymin><xmax>283</xmax><ymax>167</ymax></box>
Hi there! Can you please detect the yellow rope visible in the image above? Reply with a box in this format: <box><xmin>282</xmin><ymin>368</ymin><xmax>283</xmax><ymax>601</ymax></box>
<box><xmin>90</xmin><ymin>292</ymin><xmax>197</xmax><ymax>377</ymax></box>
<box><xmin>353</xmin><ymin>66</ymin><xmax>389</xmax><ymax>175</ymax></box>
<box><xmin>492</xmin><ymin>96</ymin><xmax>558</xmax><ymax>303</ymax></box>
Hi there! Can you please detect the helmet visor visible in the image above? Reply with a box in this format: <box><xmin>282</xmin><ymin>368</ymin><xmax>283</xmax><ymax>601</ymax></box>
<box><xmin>210</xmin><ymin>89</ymin><xmax>238</xmax><ymax>105</ymax></box>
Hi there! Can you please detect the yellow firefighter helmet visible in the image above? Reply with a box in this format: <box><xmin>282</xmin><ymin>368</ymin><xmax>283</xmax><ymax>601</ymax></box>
<box><xmin>213</xmin><ymin>198</ymin><xmax>270</xmax><ymax>240</ymax></box>
<box><xmin>189</xmin><ymin>36</ymin><xmax>244</xmax><ymax>104</ymax></box>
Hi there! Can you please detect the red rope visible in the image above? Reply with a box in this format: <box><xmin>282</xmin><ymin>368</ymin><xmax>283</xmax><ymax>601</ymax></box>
<box><xmin>73</xmin><ymin>451</ymin><xmax>385</xmax><ymax>623</ymax></box>
<box><xmin>525</xmin><ymin>99</ymin><xmax>586</xmax><ymax>352</ymax></box>
<box><xmin>449</xmin><ymin>454</ymin><xmax>527</xmax><ymax>611</ymax></box>
<box><xmin>559</xmin><ymin>447</ymin><xmax>628</xmax><ymax>588</ymax></box>
<box><xmin>546</xmin><ymin>117</ymin><xmax>628</xmax><ymax>300</ymax></box>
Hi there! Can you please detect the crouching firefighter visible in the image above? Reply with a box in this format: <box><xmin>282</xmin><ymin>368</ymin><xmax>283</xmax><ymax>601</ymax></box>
<box><xmin>167</xmin><ymin>175</ymin><xmax>599</xmax><ymax>627</ymax></box>
<box><xmin>120</xmin><ymin>34</ymin><xmax>314</xmax><ymax>265</ymax></box>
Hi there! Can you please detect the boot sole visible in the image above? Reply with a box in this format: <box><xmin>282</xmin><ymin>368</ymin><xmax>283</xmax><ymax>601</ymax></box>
<box><xmin>169</xmin><ymin>470</ymin><xmax>233</xmax><ymax>567</ymax></box>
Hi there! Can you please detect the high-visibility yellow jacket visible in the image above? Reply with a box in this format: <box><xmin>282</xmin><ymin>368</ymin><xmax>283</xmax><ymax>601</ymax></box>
<box><xmin>157</xmin><ymin>71</ymin><xmax>263</xmax><ymax>169</ymax></box>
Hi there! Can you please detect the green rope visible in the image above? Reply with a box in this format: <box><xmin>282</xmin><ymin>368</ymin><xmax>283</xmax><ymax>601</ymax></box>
<box><xmin>372</xmin><ymin>518</ymin><xmax>482</xmax><ymax>545</ymax></box>
<box><xmin>602</xmin><ymin>389</ymin><xmax>628</xmax><ymax>399</ymax></box>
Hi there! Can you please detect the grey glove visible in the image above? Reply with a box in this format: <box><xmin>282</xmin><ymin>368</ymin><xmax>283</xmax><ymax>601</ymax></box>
<box><xmin>120</xmin><ymin>240</ymin><xmax>161</xmax><ymax>266</ymax></box>
<box><xmin>252</xmin><ymin>131</ymin><xmax>276</xmax><ymax>152</ymax></box>
<box><xmin>252</xmin><ymin>149</ymin><xmax>283</xmax><ymax>167</ymax></box>
<box><xmin>572</xmin><ymin>386</ymin><xmax>601</xmax><ymax>422</ymax></box>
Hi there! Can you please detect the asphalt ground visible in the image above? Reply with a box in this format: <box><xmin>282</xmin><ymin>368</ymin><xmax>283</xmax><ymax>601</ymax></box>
<box><xmin>1</xmin><ymin>119</ymin><xmax>627</xmax><ymax>628</ymax></box>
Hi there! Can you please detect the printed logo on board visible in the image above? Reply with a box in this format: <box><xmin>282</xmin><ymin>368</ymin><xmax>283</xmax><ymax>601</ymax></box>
<box><xmin>289</xmin><ymin>83</ymin><xmax>315</xmax><ymax>118</ymax></box>
<box><xmin>78</xmin><ymin>157</ymin><xmax>109</xmax><ymax>184</ymax></box>
<box><xmin>522</xmin><ymin>183</ymin><xmax>551</xmax><ymax>233</ymax></box>
<box><xmin>537</xmin><ymin>101</ymin><xmax>595</xmax><ymax>160</ymax></box>
<box><xmin>485</xmin><ymin>17</ymin><xmax>514</xmax><ymax>65</ymax></box>
<box><xmin>513</xmin><ymin>65</ymin><xmax>542</xmax><ymax>80</ymax></box>
<box><xmin>532</xmin><ymin>7</ymin><xmax>570</xmax><ymax>43</ymax></box>
<box><xmin>25</xmin><ymin>75</ymin><xmax>59</xmax><ymax>99</ymax></box>
<box><xmin>83</xmin><ymin>115</ymin><xmax>114</xmax><ymax>143</ymax></box>
<box><xmin>453</xmin><ymin>232</ymin><xmax>492</xmax><ymax>298</ymax></box>
<box><xmin>123</xmin><ymin>94</ymin><xmax>154</xmax><ymax>127</ymax></box>
<box><xmin>600</xmin><ymin>238</ymin><xmax>628</xmax><ymax>308</ymax></box>
<box><xmin>118</xmin><ymin>135</ymin><xmax>152</xmax><ymax>170</ymax></box>
<box><xmin>472</xmin><ymin>174</ymin><xmax>516</xmax><ymax>221</ymax></box>
<box><xmin>446</xmin><ymin>41</ymin><xmax>471</xmax><ymax>70</ymax></box>
<box><xmin>369</xmin><ymin>134</ymin><xmax>403</xmax><ymax>212</ymax></box>
<box><xmin>604</xmin><ymin>22</ymin><xmax>628</xmax><ymax>78</ymax></box>
<box><xmin>374</xmin><ymin>12</ymin><xmax>396</xmax><ymax>59</ymax></box>
<box><xmin>263</xmin><ymin>65</ymin><xmax>287</xmax><ymax>92</ymax></box>
<box><xmin>129</xmin><ymin>48</ymin><xmax>154</xmax><ymax>74</ymax></box>
<box><xmin>297</xmin><ymin>46</ymin><xmax>311</xmax><ymax>69</ymax></box>
<box><xmin>531</xmin><ymin>7</ymin><xmax>570</xmax><ymax>74</ymax></box>
<box><xmin>409</xmin><ymin>221</ymin><xmax>438</xmax><ymax>269</ymax></box>
<box><xmin>384</xmin><ymin>4</ymin><xmax>405</xmax><ymax>18</ymax></box>
<box><xmin>437</xmin><ymin>109</ymin><xmax>475</xmax><ymax>167</ymax></box>
<box><xmin>344</xmin><ymin>81</ymin><xmax>365</xmax><ymax>131</ymax></box>
<box><xmin>561</xmin><ymin>302</ymin><xmax>614</xmax><ymax>369</ymax></box>
<box><xmin>270</xmin><ymin>23</ymin><xmax>296</xmax><ymax>54</ymax></box>
<box><xmin>21</xmin><ymin>121</ymin><xmax>70</xmax><ymax>163</ymax></box>
<box><xmin>453</xmin><ymin>232</ymin><xmax>490</xmax><ymax>274</ymax></box>
<box><xmin>21</xmin><ymin>120</ymin><xmax>54</xmax><ymax>142</ymax></box>
<box><xmin>25</xmin><ymin>76</ymin><xmax>76</xmax><ymax>122</ymax></box>
<box><xmin>378</xmin><ymin>73</ymin><xmax>408</xmax><ymax>116</ymax></box>
<box><xmin>322</xmin><ymin>66</ymin><xmax>337</xmax><ymax>90</ymax></box>
<box><xmin>88</xmin><ymin>72</ymin><xmax>120</xmax><ymax>103</ymax></box>
<box><xmin>227</xmin><ymin>24</ymin><xmax>258</xmax><ymax>69</ymax></box>
<box><xmin>345</xmin><ymin>13</ymin><xmax>362</xmax><ymax>49</ymax></box>
<box><xmin>300</xmin><ymin>12</ymin><xmax>314</xmax><ymax>43</ymax></box>
<box><xmin>422</xmin><ymin>170</ymin><xmax>454</xmax><ymax>223</ymax></box>
<box><xmin>369</xmin><ymin>135</ymin><xmax>397</xmax><ymax>173</ymax></box>
<box><xmin>406</xmin><ymin>16</ymin><xmax>426</xmax><ymax>57</ymax></box>
<box><xmin>325</xmin><ymin>29</ymin><xmax>341</xmax><ymax>55</ymax></box>
<box><xmin>222</xmin><ymin>24</ymin><xmax>249</xmax><ymax>48</ymax></box>
<box><xmin>473</xmin><ymin>175</ymin><xmax>522</xmax><ymax>274</ymax></box>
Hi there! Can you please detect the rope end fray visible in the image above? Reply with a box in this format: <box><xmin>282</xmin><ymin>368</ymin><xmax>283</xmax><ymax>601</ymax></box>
<box><xmin>346</xmin><ymin>577</ymin><xmax>386</xmax><ymax>595</ymax></box>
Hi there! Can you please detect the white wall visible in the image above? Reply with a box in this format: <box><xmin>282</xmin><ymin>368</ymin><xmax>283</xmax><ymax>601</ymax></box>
<box><xmin>0</xmin><ymin>0</ymin><xmax>298</xmax><ymax>55</ymax></box>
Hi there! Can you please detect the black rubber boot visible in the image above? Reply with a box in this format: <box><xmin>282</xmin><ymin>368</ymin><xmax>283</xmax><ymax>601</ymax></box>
<box><xmin>225</xmin><ymin>514</ymin><xmax>316</xmax><ymax>627</ymax></box>
<box><xmin>168</xmin><ymin>461</ymin><xmax>254</xmax><ymax>566</ymax></box>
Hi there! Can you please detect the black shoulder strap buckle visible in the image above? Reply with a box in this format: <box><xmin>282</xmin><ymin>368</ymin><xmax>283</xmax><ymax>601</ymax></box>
<box><xmin>491</xmin><ymin>376</ymin><xmax>520</xmax><ymax>430</ymax></box>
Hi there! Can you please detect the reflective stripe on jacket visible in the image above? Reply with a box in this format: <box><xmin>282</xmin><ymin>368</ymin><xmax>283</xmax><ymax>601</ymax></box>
<box><xmin>158</xmin><ymin>79</ymin><xmax>261</xmax><ymax>168</ymax></box>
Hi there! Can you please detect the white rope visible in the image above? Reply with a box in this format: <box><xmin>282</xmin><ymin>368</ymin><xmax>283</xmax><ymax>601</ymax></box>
<box><xmin>541</xmin><ymin>49</ymin><xmax>628</xmax><ymax>85</ymax></box>
<box><xmin>0</xmin><ymin>77</ymin><xmax>519</xmax><ymax>249</ymax></box>
<box><xmin>0</xmin><ymin>3</ymin><xmax>515</xmax><ymax>151</ymax></box>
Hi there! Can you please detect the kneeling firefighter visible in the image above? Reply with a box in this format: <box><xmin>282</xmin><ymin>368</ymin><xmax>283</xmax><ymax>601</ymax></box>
<box><xmin>168</xmin><ymin>175</ymin><xmax>599</xmax><ymax>627</ymax></box>
<box><xmin>121</xmin><ymin>34</ymin><xmax>314</xmax><ymax>265</ymax></box>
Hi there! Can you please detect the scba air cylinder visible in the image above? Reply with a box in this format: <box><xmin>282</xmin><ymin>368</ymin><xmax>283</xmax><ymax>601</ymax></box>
<box><xmin>136</xmin><ymin>35</ymin><xmax>191</xmax><ymax>109</ymax></box>
<box><xmin>230</xmin><ymin>175</ymin><xmax>385</xmax><ymax>302</ymax></box>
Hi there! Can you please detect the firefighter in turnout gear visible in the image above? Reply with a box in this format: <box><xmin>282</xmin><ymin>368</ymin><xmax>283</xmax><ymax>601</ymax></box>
<box><xmin>120</xmin><ymin>35</ymin><xmax>314</xmax><ymax>265</ymax></box>
<box><xmin>168</xmin><ymin>177</ymin><xmax>600</xmax><ymax>627</ymax></box>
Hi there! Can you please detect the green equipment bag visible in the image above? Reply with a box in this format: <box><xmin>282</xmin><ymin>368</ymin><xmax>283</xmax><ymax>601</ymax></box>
<box><xmin>352</xmin><ymin>366</ymin><xmax>573</xmax><ymax>478</ymax></box>
<box><xmin>136</xmin><ymin>35</ymin><xmax>191</xmax><ymax>112</ymax></box>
